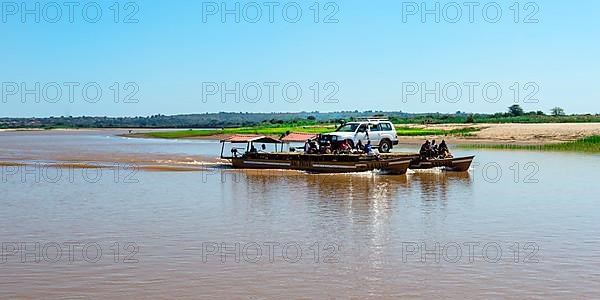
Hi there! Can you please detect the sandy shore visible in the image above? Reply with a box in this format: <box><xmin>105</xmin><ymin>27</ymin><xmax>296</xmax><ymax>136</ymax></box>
<box><xmin>397</xmin><ymin>123</ymin><xmax>600</xmax><ymax>145</ymax></box>
<box><xmin>120</xmin><ymin>123</ymin><xmax>600</xmax><ymax>146</ymax></box>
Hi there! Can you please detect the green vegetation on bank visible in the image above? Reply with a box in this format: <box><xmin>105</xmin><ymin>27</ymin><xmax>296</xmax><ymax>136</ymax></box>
<box><xmin>389</xmin><ymin>105</ymin><xmax>600</xmax><ymax>124</ymax></box>
<box><xmin>143</xmin><ymin>124</ymin><xmax>481</xmax><ymax>139</ymax></box>
<box><xmin>145</xmin><ymin>125</ymin><xmax>336</xmax><ymax>139</ymax></box>
<box><xmin>459</xmin><ymin>136</ymin><xmax>600</xmax><ymax>153</ymax></box>
<box><xmin>390</xmin><ymin>113</ymin><xmax>600</xmax><ymax>124</ymax></box>
<box><xmin>2</xmin><ymin>105</ymin><xmax>599</xmax><ymax>129</ymax></box>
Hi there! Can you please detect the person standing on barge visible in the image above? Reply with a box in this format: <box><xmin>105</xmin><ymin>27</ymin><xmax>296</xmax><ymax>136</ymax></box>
<box><xmin>304</xmin><ymin>139</ymin><xmax>311</xmax><ymax>153</ymax></box>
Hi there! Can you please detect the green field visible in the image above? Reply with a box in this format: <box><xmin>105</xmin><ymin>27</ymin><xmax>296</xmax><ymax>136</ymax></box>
<box><xmin>459</xmin><ymin>136</ymin><xmax>600</xmax><ymax>153</ymax></box>
<box><xmin>142</xmin><ymin>125</ymin><xmax>481</xmax><ymax>139</ymax></box>
<box><xmin>144</xmin><ymin>125</ymin><xmax>336</xmax><ymax>139</ymax></box>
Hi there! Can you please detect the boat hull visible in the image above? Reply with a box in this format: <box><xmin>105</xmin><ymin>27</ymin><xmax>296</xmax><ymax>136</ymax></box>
<box><xmin>227</xmin><ymin>153</ymin><xmax>474</xmax><ymax>174</ymax></box>
<box><xmin>230</xmin><ymin>155</ymin><xmax>411</xmax><ymax>174</ymax></box>
<box><xmin>408</xmin><ymin>156</ymin><xmax>475</xmax><ymax>172</ymax></box>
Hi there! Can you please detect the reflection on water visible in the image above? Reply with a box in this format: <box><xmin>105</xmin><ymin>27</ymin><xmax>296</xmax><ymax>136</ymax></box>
<box><xmin>1</xmin><ymin>130</ymin><xmax>600</xmax><ymax>298</ymax></box>
<box><xmin>237</xmin><ymin>169</ymin><xmax>472</xmax><ymax>207</ymax></box>
<box><xmin>409</xmin><ymin>171</ymin><xmax>472</xmax><ymax>201</ymax></box>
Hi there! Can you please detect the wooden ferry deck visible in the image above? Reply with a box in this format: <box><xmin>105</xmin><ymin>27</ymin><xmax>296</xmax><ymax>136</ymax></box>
<box><xmin>220</xmin><ymin>134</ymin><xmax>474</xmax><ymax>174</ymax></box>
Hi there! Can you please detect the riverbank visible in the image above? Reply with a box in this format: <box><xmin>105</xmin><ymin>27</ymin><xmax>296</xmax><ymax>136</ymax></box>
<box><xmin>4</xmin><ymin>123</ymin><xmax>599</xmax><ymax>152</ymax></box>
<box><xmin>121</xmin><ymin>124</ymin><xmax>481</xmax><ymax>140</ymax></box>
<box><xmin>121</xmin><ymin>123</ymin><xmax>600</xmax><ymax>145</ymax></box>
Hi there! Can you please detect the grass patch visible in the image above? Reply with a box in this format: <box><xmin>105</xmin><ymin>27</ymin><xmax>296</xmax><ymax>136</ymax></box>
<box><xmin>459</xmin><ymin>135</ymin><xmax>600</xmax><ymax>153</ymax></box>
<box><xmin>144</xmin><ymin>125</ymin><xmax>336</xmax><ymax>139</ymax></box>
<box><xmin>144</xmin><ymin>125</ymin><xmax>481</xmax><ymax>139</ymax></box>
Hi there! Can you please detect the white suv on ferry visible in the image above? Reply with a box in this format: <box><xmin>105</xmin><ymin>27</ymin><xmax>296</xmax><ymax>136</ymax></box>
<box><xmin>324</xmin><ymin>118</ymin><xmax>399</xmax><ymax>153</ymax></box>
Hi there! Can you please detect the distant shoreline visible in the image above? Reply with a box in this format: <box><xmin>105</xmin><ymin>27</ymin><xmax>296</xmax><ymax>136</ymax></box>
<box><xmin>119</xmin><ymin>123</ymin><xmax>600</xmax><ymax>147</ymax></box>
<box><xmin>3</xmin><ymin>123</ymin><xmax>600</xmax><ymax>147</ymax></box>
<box><xmin>2</xmin><ymin>123</ymin><xmax>599</xmax><ymax>152</ymax></box>
<box><xmin>2</xmin><ymin>111</ymin><xmax>599</xmax><ymax>129</ymax></box>
<box><xmin>0</xmin><ymin>128</ymin><xmax>144</xmax><ymax>132</ymax></box>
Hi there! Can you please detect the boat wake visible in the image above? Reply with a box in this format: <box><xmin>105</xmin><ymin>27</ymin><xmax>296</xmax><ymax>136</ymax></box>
<box><xmin>0</xmin><ymin>153</ymin><xmax>226</xmax><ymax>173</ymax></box>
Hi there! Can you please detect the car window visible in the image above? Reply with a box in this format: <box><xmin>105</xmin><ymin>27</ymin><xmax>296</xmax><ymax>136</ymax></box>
<box><xmin>381</xmin><ymin>123</ymin><xmax>393</xmax><ymax>131</ymax></box>
<box><xmin>369</xmin><ymin>124</ymin><xmax>381</xmax><ymax>131</ymax></box>
<box><xmin>336</xmin><ymin>124</ymin><xmax>359</xmax><ymax>132</ymax></box>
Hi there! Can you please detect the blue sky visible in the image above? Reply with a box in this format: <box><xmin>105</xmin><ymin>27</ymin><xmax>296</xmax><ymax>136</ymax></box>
<box><xmin>1</xmin><ymin>0</ymin><xmax>599</xmax><ymax>117</ymax></box>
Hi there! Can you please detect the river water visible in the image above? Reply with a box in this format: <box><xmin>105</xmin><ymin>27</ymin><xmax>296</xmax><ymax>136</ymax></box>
<box><xmin>0</xmin><ymin>130</ymin><xmax>599</xmax><ymax>299</ymax></box>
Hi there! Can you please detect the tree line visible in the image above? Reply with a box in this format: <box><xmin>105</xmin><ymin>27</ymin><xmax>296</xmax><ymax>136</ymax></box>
<box><xmin>0</xmin><ymin>107</ymin><xmax>597</xmax><ymax>129</ymax></box>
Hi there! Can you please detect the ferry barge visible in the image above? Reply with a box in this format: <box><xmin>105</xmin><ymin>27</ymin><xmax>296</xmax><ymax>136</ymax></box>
<box><xmin>220</xmin><ymin>135</ymin><xmax>412</xmax><ymax>174</ymax></box>
<box><xmin>219</xmin><ymin>134</ymin><xmax>474</xmax><ymax>174</ymax></box>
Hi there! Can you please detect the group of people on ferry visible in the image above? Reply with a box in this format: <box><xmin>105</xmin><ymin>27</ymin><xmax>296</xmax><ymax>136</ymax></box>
<box><xmin>419</xmin><ymin>139</ymin><xmax>452</xmax><ymax>159</ymax></box>
<box><xmin>304</xmin><ymin>138</ymin><xmax>375</xmax><ymax>155</ymax></box>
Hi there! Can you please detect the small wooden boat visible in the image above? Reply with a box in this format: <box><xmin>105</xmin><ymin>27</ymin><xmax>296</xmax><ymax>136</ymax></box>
<box><xmin>378</xmin><ymin>153</ymin><xmax>475</xmax><ymax>172</ymax></box>
<box><xmin>407</xmin><ymin>156</ymin><xmax>475</xmax><ymax>172</ymax></box>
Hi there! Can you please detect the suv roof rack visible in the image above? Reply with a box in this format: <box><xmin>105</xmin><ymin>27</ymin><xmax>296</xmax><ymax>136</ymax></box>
<box><xmin>355</xmin><ymin>116</ymin><xmax>389</xmax><ymax>122</ymax></box>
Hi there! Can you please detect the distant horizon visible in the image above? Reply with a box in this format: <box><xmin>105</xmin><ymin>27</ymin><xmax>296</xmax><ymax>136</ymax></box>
<box><xmin>1</xmin><ymin>101</ymin><xmax>598</xmax><ymax>119</ymax></box>
<box><xmin>2</xmin><ymin>108</ymin><xmax>599</xmax><ymax>120</ymax></box>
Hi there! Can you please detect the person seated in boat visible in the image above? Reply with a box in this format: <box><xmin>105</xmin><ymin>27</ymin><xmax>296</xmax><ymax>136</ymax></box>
<box><xmin>308</xmin><ymin>140</ymin><xmax>319</xmax><ymax>154</ymax></box>
<box><xmin>438</xmin><ymin>140</ymin><xmax>453</xmax><ymax>158</ymax></box>
<box><xmin>322</xmin><ymin>141</ymin><xmax>333</xmax><ymax>154</ymax></box>
<box><xmin>431</xmin><ymin>140</ymin><xmax>438</xmax><ymax>155</ymax></box>
<box><xmin>339</xmin><ymin>140</ymin><xmax>351</xmax><ymax>153</ymax></box>
<box><xmin>363</xmin><ymin>140</ymin><xmax>380</xmax><ymax>157</ymax></box>
<box><xmin>419</xmin><ymin>140</ymin><xmax>431</xmax><ymax>159</ymax></box>
<box><xmin>438</xmin><ymin>140</ymin><xmax>448</xmax><ymax>152</ymax></box>
<box><xmin>249</xmin><ymin>144</ymin><xmax>258</xmax><ymax>153</ymax></box>
<box><xmin>356</xmin><ymin>140</ymin><xmax>364</xmax><ymax>152</ymax></box>
<box><xmin>364</xmin><ymin>140</ymin><xmax>373</xmax><ymax>154</ymax></box>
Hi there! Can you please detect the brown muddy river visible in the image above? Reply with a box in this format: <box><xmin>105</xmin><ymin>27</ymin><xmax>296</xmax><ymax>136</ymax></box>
<box><xmin>1</xmin><ymin>130</ymin><xmax>599</xmax><ymax>298</ymax></box>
